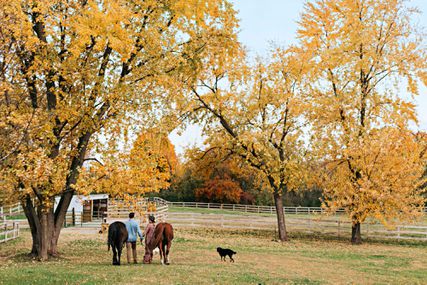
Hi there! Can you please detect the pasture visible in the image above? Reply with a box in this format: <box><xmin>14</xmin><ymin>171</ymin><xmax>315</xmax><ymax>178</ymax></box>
<box><xmin>0</xmin><ymin>227</ymin><xmax>426</xmax><ymax>285</ymax></box>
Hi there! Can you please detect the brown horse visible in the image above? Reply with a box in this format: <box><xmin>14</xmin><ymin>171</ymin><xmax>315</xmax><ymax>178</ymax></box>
<box><xmin>149</xmin><ymin>222</ymin><xmax>174</xmax><ymax>265</ymax></box>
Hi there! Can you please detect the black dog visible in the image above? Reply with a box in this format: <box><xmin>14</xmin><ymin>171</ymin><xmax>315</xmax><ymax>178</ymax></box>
<box><xmin>217</xmin><ymin>247</ymin><xmax>237</xmax><ymax>262</ymax></box>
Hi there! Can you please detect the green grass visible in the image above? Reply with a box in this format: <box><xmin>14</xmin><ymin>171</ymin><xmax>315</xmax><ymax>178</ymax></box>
<box><xmin>5</xmin><ymin>214</ymin><xmax>26</xmax><ymax>220</ymax></box>
<box><xmin>0</xmin><ymin>227</ymin><xmax>426</xmax><ymax>285</ymax></box>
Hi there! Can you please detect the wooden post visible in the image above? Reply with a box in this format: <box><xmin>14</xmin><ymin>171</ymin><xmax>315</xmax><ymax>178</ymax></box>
<box><xmin>72</xmin><ymin>208</ymin><xmax>76</xmax><ymax>226</ymax></box>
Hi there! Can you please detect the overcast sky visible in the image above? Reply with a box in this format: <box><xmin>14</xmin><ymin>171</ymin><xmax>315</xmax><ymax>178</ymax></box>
<box><xmin>169</xmin><ymin>0</ymin><xmax>427</xmax><ymax>156</ymax></box>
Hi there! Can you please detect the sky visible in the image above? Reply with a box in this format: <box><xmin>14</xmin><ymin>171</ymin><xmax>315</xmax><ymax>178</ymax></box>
<box><xmin>169</xmin><ymin>0</ymin><xmax>427</xmax><ymax>157</ymax></box>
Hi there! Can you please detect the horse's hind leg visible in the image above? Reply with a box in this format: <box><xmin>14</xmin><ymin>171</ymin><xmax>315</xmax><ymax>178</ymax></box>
<box><xmin>117</xmin><ymin>242</ymin><xmax>125</xmax><ymax>265</ymax></box>
<box><xmin>165</xmin><ymin>241</ymin><xmax>172</xmax><ymax>265</ymax></box>
<box><xmin>112</xmin><ymin>246</ymin><xmax>118</xmax><ymax>265</ymax></box>
<box><xmin>158</xmin><ymin>241</ymin><xmax>164</xmax><ymax>265</ymax></box>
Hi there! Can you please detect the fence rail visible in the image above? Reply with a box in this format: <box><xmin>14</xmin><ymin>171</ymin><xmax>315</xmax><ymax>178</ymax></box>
<box><xmin>166</xmin><ymin>212</ymin><xmax>427</xmax><ymax>241</ymax></box>
<box><xmin>168</xmin><ymin>202</ymin><xmax>427</xmax><ymax>215</ymax></box>
<box><xmin>0</xmin><ymin>218</ymin><xmax>20</xmax><ymax>243</ymax></box>
<box><xmin>107</xmin><ymin>198</ymin><xmax>169</xmax><ymax>224</ymax></box>
<box><xmin>0</xmin><ymin>203</ymin><xmax>24</xmax><ymax>217</ymax></box>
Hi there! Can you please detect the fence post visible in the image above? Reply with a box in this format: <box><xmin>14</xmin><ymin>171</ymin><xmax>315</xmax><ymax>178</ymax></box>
<box><xmin>233</xmin><ymin>204</ymin><xmax>235</xmax><ymax>211</ymax></box>
<box><xmin>245</xmin><ymin>205</ymin><xmax>248</xmax><ymax>213</ymax></box>
<box><xmin>397</xmin><ymin>226</ymin><xmax>400</xmax><ymax>239</ymax></box>
<box><xmin>337</xmin><ymin>221</ymin><xmax>340</xmax><ymax>238</ymax></box>
<box><xmin>72</xmin><ymin>208</ymin><xmax>76</xmax><ymax>226</ymax></box>
<box><xmin>208</xmin><ymin>203</ymin><xmax>210</xmax><ymax>209</ymax></box>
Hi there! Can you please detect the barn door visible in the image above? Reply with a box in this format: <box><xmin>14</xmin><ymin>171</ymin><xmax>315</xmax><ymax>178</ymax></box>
<box><xmin>82</xmin><ymin>200</ymin><xmax>92</xmax><ymax>223</ymax></box>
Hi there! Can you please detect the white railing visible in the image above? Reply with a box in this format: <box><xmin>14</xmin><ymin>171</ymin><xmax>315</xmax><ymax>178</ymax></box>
<box><xmin>0</xmin><ymin>217</ymin><xmax>20</xmax><ymax>243</ymax></box>
<box><xmin>168</xmin><ymin>201</ymin><xmax>340</xmax><ymax>214</ymax></box>
<box><xmin>166</xmin><ymin>212</ymin><xmax>427</xmax><ymax>241</ymax></box>
<box><xmin>168</xmin><ymin>201</ymin><xmax>427</xmax><ymax>215</ymax></box>
<box><xmin>0</xmin><ymin>203</ymin><xmax>24</xmax><ymax>217</ymax></box>
<box><xmin>101</xmin><ymin>197</ymin><xmax>169</xmax><ymax>226</ymax></box>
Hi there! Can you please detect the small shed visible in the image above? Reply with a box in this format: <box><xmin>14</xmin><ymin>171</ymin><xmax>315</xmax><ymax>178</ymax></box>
<box><xmin>54</xmin><ymin>193</ymin><xmax>108</xmax><ymax>223</ymax></box>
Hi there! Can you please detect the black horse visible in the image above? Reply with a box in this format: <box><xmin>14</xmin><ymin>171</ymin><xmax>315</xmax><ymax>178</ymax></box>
<box><xmin>108</xmin><ymin>221</ymin><xmax>128</xmax><ymax>265</ymax></box>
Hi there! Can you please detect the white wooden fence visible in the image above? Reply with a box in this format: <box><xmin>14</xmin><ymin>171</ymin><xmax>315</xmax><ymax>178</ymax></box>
<box><xmin>166</xmin><ymin>212</ymin><xmax>427</xmax><ymax>241</ymax></box>
<box><xmin>169</xmin><ymin>201</ymin><xmax>344</xmax><ymax>214</ymax></box>
<box><xmin>0</xmin><ymin>217</ymin><xmax>20</xmax><ymax>243</ymax></box>
<box><xmin>0</xmin><ymin>203</ymin><xmax>24</xmax><ymax>217</ymax></box>
<box><xmin>168</xmin><ymin>201</ymin><xmax>427</xmax><ymax>215</ymax></box>
<box><xmin>106</xmin><ymin>198</ymin><xmax>169</xmax><ymax>224</ymax></box>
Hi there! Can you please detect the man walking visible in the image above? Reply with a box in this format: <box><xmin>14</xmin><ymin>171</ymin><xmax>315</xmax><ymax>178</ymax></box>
<box><xmin>125</xmin><ymin>212</ymin><xmax>143</xmax><ymax>264</ymax></box>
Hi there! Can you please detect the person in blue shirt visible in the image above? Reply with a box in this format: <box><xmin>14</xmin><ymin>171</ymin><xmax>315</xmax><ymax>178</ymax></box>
<box><xmin>125</xmin><ymin>212</ymin><xmax>144</xmax><ymax>264</ymax></box>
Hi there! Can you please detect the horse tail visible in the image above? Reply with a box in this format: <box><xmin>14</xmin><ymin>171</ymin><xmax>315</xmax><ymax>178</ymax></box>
<box><xmin>150</xmin><ymin>223</ymin><xmax>165</xmax><ymax>250</ymax></box>
<box><xmin>165</xmin><ymin>223</ymin><xmax>174</xmax><ymax>241</ymax></box>
<box><xmin>107</xmin><ymin>225</ymin><xmax>114</xmax><ymax>251</ymax></box>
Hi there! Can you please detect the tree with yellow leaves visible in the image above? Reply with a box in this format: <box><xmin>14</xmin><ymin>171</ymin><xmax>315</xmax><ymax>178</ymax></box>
<box><xmin>0</xmin><ymin>0</ymin><xmax>239</xmax><ymax>259</ymax></box>
<box><xmin>184</xmin><ymin>49</ymin><xmax>310</xmax><ymax>241</ymax></box>
<box><xmin>298</xmin><ymin>0</ymin><xmax>427</xmax><ymax>243</ymax></box>
<box><xmin>77</xmin><ymin>129</ymin><xmax>178</xmax><ymax>197</ymax></box>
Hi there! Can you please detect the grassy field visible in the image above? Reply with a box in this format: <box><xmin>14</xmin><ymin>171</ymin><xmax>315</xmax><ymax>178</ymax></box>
<box><xmin>0</xmin><ymin>227</ymin><xmax>426</xmax><ymax>285</ymax></box>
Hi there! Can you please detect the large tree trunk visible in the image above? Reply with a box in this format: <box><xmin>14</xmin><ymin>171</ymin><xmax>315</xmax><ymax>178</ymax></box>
<box><xmin>273</xmin><ymin>192</ymin><xmax>288</xmax><ymax>241</ymax></box>
<box><xmin>21</xmin><ymin>196</ymin><xmax>40</xmax><ymax>256</ymax></box>
<box><xmin>39</xmin><ymin>212</ymin><xmax>49</xmax><ymax>261</ymax></box>
<box><xmin>21</xmin><ymin>197</ymin><xmax>62</xmax><ymax>260</ymax></box>
<box><xmin>351</xmin><ymin>222</ymin><xmax>362</xmax><ymax>244</ymax></box>
<box><xmin>48</xmin><ymin>191</ymin><xmax>75</xmax><ymax>256</ymax></box>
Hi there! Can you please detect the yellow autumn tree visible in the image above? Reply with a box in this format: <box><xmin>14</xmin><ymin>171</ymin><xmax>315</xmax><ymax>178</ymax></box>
<box><xmin>77</xmin><ymin>129</ymin><xmax>178</xmax><ymax>199</ymax></box>
<box><xmin>183</xmin><ymin>48</ymin><xmax>311</xmax><ymax>241</ymax></box>
<box><xmin>0</xmin><ymin>0</ymin><xmax>239</xmax><ymax>259</ymax></box>
<box><xmin>298</xmin><ymin>0</ymin><xmax>427</xmax><ymax>243</ymax></box>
